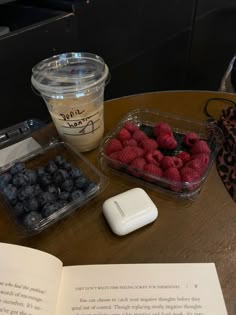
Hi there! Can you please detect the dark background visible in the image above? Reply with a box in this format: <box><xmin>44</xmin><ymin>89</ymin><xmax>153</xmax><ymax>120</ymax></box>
<box><xmin>0</xmin><ymin>0</ymin><xmax>236</xmax><ymax>129</ymax></box>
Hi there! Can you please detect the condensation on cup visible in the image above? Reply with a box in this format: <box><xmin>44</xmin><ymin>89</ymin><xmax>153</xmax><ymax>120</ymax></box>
<box><xmin>31</xmin><ymin>52</ymin><xmax>109</xmax><ymax>152</ymax></box>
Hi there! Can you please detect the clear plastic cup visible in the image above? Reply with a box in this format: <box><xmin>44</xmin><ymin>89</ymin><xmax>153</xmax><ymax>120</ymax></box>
<box><xmin>31</xmin><ymin>52</ymin><xmax>109</xmax><ymax>152</ymax></box>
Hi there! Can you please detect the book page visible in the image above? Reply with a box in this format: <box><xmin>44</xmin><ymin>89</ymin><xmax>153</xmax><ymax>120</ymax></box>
<box><xmin>56</xmin><ymin>263</ymin><xmax>227</xmax><ymax>315</ymax></box>
<box><xmin>0</xmin><ymin>243</ymin><xmax>63</xmax><ymax>315</ymax></box>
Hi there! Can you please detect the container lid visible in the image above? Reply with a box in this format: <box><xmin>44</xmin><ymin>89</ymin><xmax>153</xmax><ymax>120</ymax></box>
<box><xmin>31</xmin><ymin>52</ymin><xmax>109</xmax><ymax>97</ymax></box>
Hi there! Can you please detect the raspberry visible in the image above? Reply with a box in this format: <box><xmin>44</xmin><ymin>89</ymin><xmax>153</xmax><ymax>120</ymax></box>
<box><xmin>132</xmin><ymin>146</ymin><xmax>145</xmax><ymax>157</ymax></box>
<box><xmin>145</xmin><ymin>152</ymin><xmax>159</xmax><ymax>165</ymax></box>
<box><xmin>180</xmin><ymin>167</ymin><xmax>200</xmax><ymax>182</ymax></box>
<box><xmin>118</xmin><ymin>146</ymin><xmax>138</xmax><ymax>164</ymax></box>
<box><xmin>157</xmin><ymin>133</ymin><xmax>177</xmax><ymax>149</ymax></box>
<box><xmin>180</xmin><ymin>167</ymin><xmax>201</xmax><ymax>191</ymax></box>
<box><xmin>160</xmin><ymin>156</ymin><xmax>175</xmax><ymax>170</ymax></box>
<box><xmin>128</xmin><ymin>158</ymin><xmax>146</xmax><ymax>177</ymax></box>
<box><xmin>140</xmin><ymin>138</ymin><xmax>158</xmax><ymax>152</ymax></box>
<box><xmin>183</xmin><ymin>132</ymin><xmax>199</xmax><ymax>147</ymax></box>
<box><xmin>190</xmin><ymin>140</ymin><xmax>211</xmax><ymax>154</ymax></box>
<box><xmin>145</xmin><ymin>150</ymin><xmax>163</xmax><ymax>165</ymax></box>
<box><xmin>117</xmin><ymin>128</ymin><xmax>131</xmax><ymax>141</ymax></box>
<box><xmin>163</xmin><ymin>167</ymin><xmax>181</xmax><ymax>192</ymax></box>
<box><xmin>185</xmin><ymin>158</ymin><xmax>206</xmax><ymax>175</ymax></box>
<box><xmin>108</xmin><ymin>151</ymin><xmax>121</xmax><ymax>170</ymax></box>
<box><xmin>109</xmin><ymin>151</ymin><xmax>120</xmax><ymax>160</ymax></box>
<box><xmin>144</xmin><ymin>163</ymin><xmax>163</xmax><ymax>182</ymax></box>
<box><xmin>123</xmin><ymin>139</ymin><xmax>138</xmax><ymax>147</ymax></box>
<box><xmin>132</xmin><ymin>129</ymin><xmax>148</xmax><ymax>142</ymax></box>
<box><xmin>104</xmin><ymin>138</ymin><xmax>123</xmax><ymax>156</ymax></box>
<box><xmin>172</xmin><ymin>156</ymin><xmax>183</xmax><ymax>169</ymax></box>
<box><xmin>152</xmin><ymin>150</ymin><xmax>164</xmax><ymax>163</ymax></box>
<box><xmin>191</xmin><ymin>153</ymin><xmax>210</xmax><ymax>166</ymax></box>
<box><xmin>177</xmin><ymin>151</ymin><xmax>191</xmax><ymax>163</ymax></box>
<box><xmin>124</xmin><ymin>122</ymin><xmax>138</xmax><ymax>134</ymax></box>
<box><xmin>153</xmin><ymin>122</ymin><xmax>172</xmax><ymax>137</ymax></box>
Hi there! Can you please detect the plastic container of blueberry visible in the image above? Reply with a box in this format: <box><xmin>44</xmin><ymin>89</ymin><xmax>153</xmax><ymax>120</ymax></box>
<box><xmin>99</xmin><ymin>108</ymin><xmax>223</xmax><ymax>200</ymax></box>
<box><xmin>0</xmin><ymin>139</ymin><xmax>108</xmax><ymax>234</ymax></box>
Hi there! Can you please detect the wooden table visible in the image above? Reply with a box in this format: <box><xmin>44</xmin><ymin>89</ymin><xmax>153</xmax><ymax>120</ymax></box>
<box><xmin>1</xmin><ymin>91</ymin><xmax>236</xmax><ymax>314</ymax></box>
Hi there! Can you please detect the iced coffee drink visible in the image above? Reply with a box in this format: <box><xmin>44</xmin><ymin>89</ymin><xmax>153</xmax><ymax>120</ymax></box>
<box><xmin>49</xmin><ymin>95</ymin><xmax>104</xmax><ymax>152</ymax></box>
<box><xmin>31</xmin><ymin>52</ymin><xmax>109</xmax><ymax>152</ymax></box>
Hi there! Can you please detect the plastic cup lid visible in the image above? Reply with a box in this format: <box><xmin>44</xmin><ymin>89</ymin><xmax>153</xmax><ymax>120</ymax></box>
<box><xmin>31</xmin><ymin>52</ymin><xmax>109</xmax><ymax>97</ymax></box>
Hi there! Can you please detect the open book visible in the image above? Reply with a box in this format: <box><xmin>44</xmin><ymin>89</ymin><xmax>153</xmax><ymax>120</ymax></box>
<box><xmin>0</xmin><ymin>242</ymin><xmax>228</xmax><ymax>315</ymax></box>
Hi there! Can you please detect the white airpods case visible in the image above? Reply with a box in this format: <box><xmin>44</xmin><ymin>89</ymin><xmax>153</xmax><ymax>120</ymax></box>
<box><xmin>102</xmin><ymin>187</ymin><xmax>158</xmax><ymax>236</ymax></box>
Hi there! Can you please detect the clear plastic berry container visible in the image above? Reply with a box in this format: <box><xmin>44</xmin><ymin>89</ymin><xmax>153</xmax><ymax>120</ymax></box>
<box><xmin>99</xmin><ymin>108</ymin><xmax>223</xmax><ymax>200</ymax></box>
<box><xmin>0</xmin><ymin>139</ymin><xmax>108</xmax><ymax>235</ymax></box>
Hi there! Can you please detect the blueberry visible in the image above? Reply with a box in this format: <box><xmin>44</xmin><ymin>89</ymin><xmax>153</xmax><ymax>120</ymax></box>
<box><xmin>46</xmin><ymin>161</ymin><xmax>58</xmax><ymax>174</ymax></box>
<box><xmin>22</xmin><ymin>211</ymin><xmax>42</xmax><ymax>229</ymax></box>
<box><xmin>37</xmin><ymin>166</ymin><xmax>46</xmax><ymax>177</ymax></box>
<box><xmin>84</xmin><ymin>181</ymin><xmax>97</xmax><ymax>194</ymax></box>
<box><xmin>25</xmin><ymin>169</ymin><xmax>37</xmax><ymax>184</ymax></box>
<box><xmin>74</xmin><ymin>176</ymin><xmax>88</xmax><ymax>189</ymax></box>
<box><xmin>32</xmin><ymin>184</ymin><xmax>43</xmax><ymax>196</ymax></box>
<box><xmin>59</xmin><ymin>191</ymin><xmax>70</xmax><ymax>201</ymax></box>
<box><xmin>25</xmin><ymin>185</ymin><xmax>36</xmax><ymax>198</ymax></box>
<box><xmin>38</xmin><ymin>174</ymin><xmax>52</xmax><ymax>187</ymax></box>
<box><xmin>70</xmin><ymin>167</ymin><xmax>83</xmax><ymax>179</ymax></box>
<box><xmin>46</xmin><ymin>185</ymin><xmax>59</xmax><ymax>195</ymax></box>
<box><xmin>58</xmin><ymin>200</ymin><xmax>68</xmax><ymax>208</ymax></box>
<box><xmin>53</xmin><ymin>169</ymin><xmax>69</xmax><ymax>185</ymax></box>
<box><xmin>42</xmin><ymin>202</ymin><xmax>61</xmax><ymax>217</ymax></box>
<box><xmin>38</xmin><ymin>192</ymin><xmax>56</xmax><ymax>206</ymax></box>
<box><xmin>17</xmin><ymin>187</ymin><xmax>27</xmax><ymax>201</ymax></box>
<box><xmin>0</xmin><ymin>172</ymin><xmax>12</xmax><ymax>191</ymax></box>
<box><xmin>69</xmin><ymin>189</ymin><xmax>85</xmax><ymax>202</ymax></box>
<box><xmin>14</xmin><ymin>202</ymin><xmax>24</xmax><ymax>216</ymax></box>
<box><xmin>61</xmin><ymin>179</ymin><xmax>74</xmax><ymax>192</ymax></box>
<box><xmin>17</xmin><ymin>185</ymin><xmax>35</xmax><ymax>201</ymax></box>
<box><xmin>3</xmin><ymin>184</ymin><xmax>17</xmax><ymax>203</ymax></box>
<box><xmin>12</xmin><ymin>173</ymin><xmax>29</xmax><ymax>187</ymax></box>
<box><xmin>62</xmin><ymin>161</ymin><xmax>72</xmax><ymax>171</ymax></box>
<box><xmin>23</xmin><ymin>198</ymin><xmax>40</xmax><ymax>212</ymax></box>
<box><xmin>54</xmin><ymin>155</ymin><xmax>66</xmax><ymax>166</ymax></box>
<box><xmin>9</xmin><ymin>162</ymin><xmax>25</xmax><ymax>176</ymax></box>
